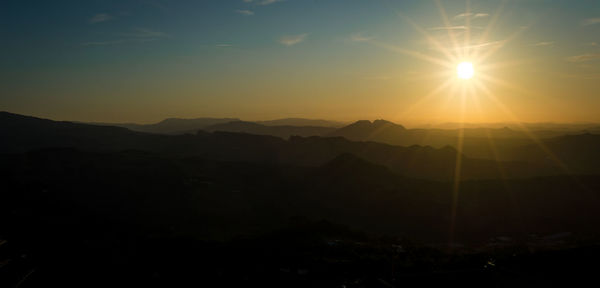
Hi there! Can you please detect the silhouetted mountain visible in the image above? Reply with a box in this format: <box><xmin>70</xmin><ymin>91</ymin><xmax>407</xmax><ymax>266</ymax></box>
<box><xmin>430</xmin><ymin>121</ymin><xmax>600</xmax><ymax>133</ymax></box>
<box><xmin>204</xmin><ymin>121</ymin><xmax>336</xmax><ymax>138</ymax></box>
<box><xmin>2</xmin><ymin>114</ymin><xmax>600</xmax><ymax>287</ymax></box>
<box><xmin>329</xmin><ymin>120</ymin><xmax>406</xmax><ymax>141</ymax></box>
<box><xmin>256</xmin><ymin>118</ymin><xmax>346</xmax><ymax>128</ymax></box>
<box><xmin>93</xmin><ymin>117</ymin><xmax>240</xmax><ymax>134</ymax></box>
<box><xmin>506</xmin><ymin>133</ymin><xmax>600</xmax><ymax>174</ymax></box>
<box><xmin>329</xmin><ymin>119</ymin><xmax>600</xmax><ymax>165</ymax></box>
<box><xmin>92</xmin><ymin>117</ymin><xmax>345</xmax><ymax>135</ymax></box>
<box><xmin>2</xmin><ymin>111</ymin><xmax>596</xmax><ymax>180</ymax></box>
<box><xmin>0</xmin><ymin>111</ymin><xmax>148</xmax><ymax>153</ymax></box>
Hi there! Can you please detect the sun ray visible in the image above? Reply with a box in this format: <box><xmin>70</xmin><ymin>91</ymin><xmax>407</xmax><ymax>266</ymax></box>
<box><xmin>478</xmin><ymin>73</ymin><xmax>536</xmax><ymax>98</ymax></box>
<box><xmin>476</xmin><ymin>0</ymin><xmax>509</xmax><ymax>52</ymax></box>
<box><xmin>394</xmin><ymin>78</ymin><xmax>455</xmax><ymax>123</ymax></box>
<box><xmin>464</xmin><ymin>0</ymin><xmax>471</xmax><ymax>57</ymax></box>
<box><xmin>434</xmin><ymin>0</ymin><xmax>462</xmax><ymax>59</ymax></box>
<box><xmin>477</xmin><ymin>59</ymin><xmax>533</xmax><ymax>72</ymax></box>
<box><xmin>473</xmin><ymin>81</ymin><xmax>573</xmax><ymax>173</ymax></box>
<box><xmin>369</xmin><ymin>40</ymin><xmax>455</xmax><ymax>68</ymax></box>
<box><xmin>448</xmin><ymin>84</ymin><xmax>467</xmax><ymax>245</ymax></box>
<box><xmin>475</xmin><ymin>25</ymin><xmax>529</xmax><ymax>63</ymax></box>
<box><xmin>396</xmin><ymin>13</ymin><xmax>459</xmax><ymax>63</ymax></box>
<box><xmin>469</xmin><ymin>88</ymin><xmax>530</xmax><ymax>236</ymax></box>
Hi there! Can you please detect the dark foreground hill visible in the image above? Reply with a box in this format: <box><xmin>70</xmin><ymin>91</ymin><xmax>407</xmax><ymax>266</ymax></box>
<box><xmin>2</xmin><ymin>149</ymin><xmax>600</xmax><ymax>244</ymax></box>
<box><xmin>1</xmin><ymin>149</ymin><xmax>600</xmax><ymax>287</ymax></box>
<box><xmin>2</xmin><ymin>111</ymin><xmax>600</xmax><ymax>287</ymax></box>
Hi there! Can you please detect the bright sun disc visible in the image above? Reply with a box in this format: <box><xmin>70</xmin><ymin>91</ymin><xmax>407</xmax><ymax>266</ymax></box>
<box><xmin>457</xmin><ymin>62</ymin><xmax>474</xmax><ymax>79</ymax></box>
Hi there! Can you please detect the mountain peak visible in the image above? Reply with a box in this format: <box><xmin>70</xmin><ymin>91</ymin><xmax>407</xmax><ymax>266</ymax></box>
<box><xmin>347</xmin><ymin>119</ymin><xmax>405</xmax><ymax>130</ymax></box>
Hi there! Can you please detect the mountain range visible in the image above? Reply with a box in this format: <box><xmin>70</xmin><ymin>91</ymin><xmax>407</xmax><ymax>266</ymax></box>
<box><xmin>3</xmin><ymin>111</ymin><xmax>599</xmax><ymax>179</ymax></box>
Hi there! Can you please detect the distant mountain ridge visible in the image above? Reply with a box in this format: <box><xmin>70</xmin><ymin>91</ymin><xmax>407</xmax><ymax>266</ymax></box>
<box><xmin>90</xmin><ymin>117</ymin><xmax>344</xmax><ymax>135</ymax></box>
<box><xmin>0</xmin><ymin>111</ymin><xmax>559</xmax><ymax>181</ymax></box>
<box><xmin>90</xmin><ymin>117</ymin><xmax>240</xmax><ymax>135</ymax></box>
<box><xmin>2</xmin><ymin>111</ymin><xmax>598</xmax><ymax>178</ymax></box>
<box><xmin>204</xmin><ymin>121</ymin><xmax>336</xmax><ymax>138</ymax></box>
<box><xmin>256</xmin><ymin>118</ymin><xmax>345</xmax><ymax>128</ymax></box>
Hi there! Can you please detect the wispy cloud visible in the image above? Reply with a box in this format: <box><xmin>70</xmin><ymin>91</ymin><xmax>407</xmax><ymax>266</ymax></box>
<box><xmin>120</xmin><ymin>28</ymin><xmax>168</xmax><ymax>38</ymax></box>
<box><xmin>454</xmin><ymin>13</ymin><xmax>490</xmax><ymax>20</ymax></box>
<box><xmin>279</xmin><ymin>33</ymin><xmax>308</xmax><ymax>46</ymax></box>
<box><xmin>566</xmin><ymin>53</ymin><xmax>600</xmax><ymax>63</ymax></box>
<box><xmin>89</xmin><ymin>13</ymin><xmax>113</xmax><ymax>24</ymax></box>
<box><xmin>243</xmin><ymin>0</ymin><xmax>283</xmax><ymax>5</ymax></box>
<box><xmin>259</xmin><ymin>0</ymin><xmax>283</xmax><ymax>5</ymax></box>
<box><xmin>447</xmin><ymin>40</ymin><xmax>504</xmax><ymax>53</ymax></box>
<box><xmin>429</xmin><ymin>26</ymin><xmax>471</xmax><ymax>31</ymax></box>
<box><xmin>529</xmin><ymin>41</ymin><xmax>554</xmax><ymax>47</ymax></box>
<box><xmin>82</xmin><ymin>40</ymin><xmax>125</xmax><ymax>46</ymax></box>
<box><xmin>236</xmin><ymin>9</ymin><xmax>254</xmax><ymax>16</ymax></box>
<box><xmin>83</xmin><ymin>28</ymin><xmax>168</xmax><ymax>46</ymax></box>
<box><xmin>350</xmin><ymin>33</ymin><xmax>373</xmax><ymax>42</ymax></box>
<box><xmin>582</xmin><ymin>18</ymin><xmax>600</xmax><ymax>26</ymax></box>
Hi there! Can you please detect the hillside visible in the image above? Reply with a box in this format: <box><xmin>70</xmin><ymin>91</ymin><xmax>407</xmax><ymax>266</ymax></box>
<box><xmin>0</xmin><ymin>112</ymin><xmax>564</xmax><ymax>181</ymax></box>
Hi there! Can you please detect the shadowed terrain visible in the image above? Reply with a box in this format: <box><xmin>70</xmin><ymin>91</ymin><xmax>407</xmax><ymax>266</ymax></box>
<box><xmin>1</xmin><ymin>111</ymin><xmax>600</xmax><ymax>287</ymax></box>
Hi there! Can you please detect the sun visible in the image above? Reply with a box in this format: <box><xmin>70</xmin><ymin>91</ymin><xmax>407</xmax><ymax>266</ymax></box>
<box><xmin>457</xmin><ymin>62</ymin><xmax>474</xmax><ymax>79</ymax></box>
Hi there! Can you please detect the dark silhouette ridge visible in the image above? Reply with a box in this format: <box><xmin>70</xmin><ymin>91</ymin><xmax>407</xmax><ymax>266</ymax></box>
<box><xmin>0</xmin><ymin>111</ymin><xmax>563</xmax><ymax>181</ymax></box>
<box><xmin>89</xmin><ymin>117</ymin><xmax>344</xmax><ymax>135</ymax></box>
<box><xmin>204</xmin><ymin>120</ymin><xmax>336</xmax><ymax>138</ymax></box>
<box><xmin>90</xmin><ymin>117</ymin><xmax>241</xmax><ymax>134</ymax></box>
<box><xmin>256</xmin><ymin>118</ymin><xmax>346</xmax><ymax>128</ymax></box>
<box><xmin>329</xmin><ymin>119</ymin><xmax>406</xmax><ymax>141</ymax></box>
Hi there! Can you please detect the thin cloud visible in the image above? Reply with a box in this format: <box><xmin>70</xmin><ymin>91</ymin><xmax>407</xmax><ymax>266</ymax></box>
<box><xmin>89</xmin><ymin>13</ymin><xmax>113</xmax><ymax>24</ymax></box>
<box><xmin>120</xmin><ymin>28</ymin><xmax>168</xmax><ymax>38</ymax></box>
<box><xmin>83</xmin><ymin>28</ymin><xmax>168</xmax><ymax>46</ymax></box>
<box><xmin>454</xmin><ymin>13</ymin><xmax>489</xmax><ymax>20</ymax></box>
<box><xmin>244</xmin><ymin>0</ymin><xmax>283</xmax><ymax>5</ymax></box>
<box><xmin>582</xmin><ymin>18</ymin><xmax>600</xmax><ymax>26</ymax></box>
<box><xmin>350</xmin><ymin>33</ymin><xmax>373</xmax><ymax>42</ymax></box>
<box><xmin>81</xmin><ymin>40</ymin><xmax>125</xmax><ymax>46</ymax></box>
<box><xmin>279</xmin><ymin>33</ymin><xmax>308</xmax><ymax>46</ymax></box>
<box><xmin>429</xmin><ymin>26</ymin><xmax>470</xmax><ymax>31</ymax></box>
<box><xmin>236</xmin><ymin>9</ymin><xmax>254</xmax><ymax>15</ymax></box>
<box><xmin>446</xmin><ymin>40</ymin><xmax>504</xmax><ymax>53</ymax></box>
<box><xmin>566</xmin><ymin>53</ymin><xmax>600</xmax><ymax>63</ymax></box>
<box><xmin>258</xmin><ymin>0</ymin><xmax>283</xmax><ymax>5</ymax></box>
<box><xmin>529</xmin><ymin>41</ymin><xmax>554</xmax><ymax>47</ymax></box>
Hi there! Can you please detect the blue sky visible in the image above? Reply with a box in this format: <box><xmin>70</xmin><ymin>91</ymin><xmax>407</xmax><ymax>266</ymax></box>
<box><xmin>1</xmin><ymin>0</ymin><xmax>599</xmax><ymax>123</ymax></box>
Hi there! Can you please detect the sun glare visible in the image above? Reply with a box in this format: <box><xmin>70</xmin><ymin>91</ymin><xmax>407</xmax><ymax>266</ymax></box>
<box><xmin>457</xmin><ymin>62</ymin><xmax>474</xmax><ymax>79</ymax></box>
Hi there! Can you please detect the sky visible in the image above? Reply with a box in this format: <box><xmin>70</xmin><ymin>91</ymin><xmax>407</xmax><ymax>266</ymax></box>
<box><xmin>1</xmin><ymin>0</ymin><xmax>599</xmax><ymax>125</ymax></box>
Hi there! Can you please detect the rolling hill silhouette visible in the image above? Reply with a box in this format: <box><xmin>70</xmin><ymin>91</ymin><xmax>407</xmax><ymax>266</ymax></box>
<box><xmin>91</xmin><ymin>117</ymin><xmax>240</xmax><ymax>134</ymax></box>
<box><xmin>256</xmin><ymin>118</ymin><xmax>345</xmax><ymax>128</ymax></box>
<box><xmin>91</xmin><ymin>117</ymin><xmax>344</xmax><ymax>135</ymax></box>
<box><xmin>204</xmin><ymin>121</ymin><xmax>336</xmax><ymax>138</ymax></box>
<box><xmin>2</xmin><ymin>111</ymin><xmax>600</xmax><ymax>287</ymax></box>
<box><xmin>0</xmin><ymin>111</ymin><xmax>567</xmax><ymax>181</ymax></box>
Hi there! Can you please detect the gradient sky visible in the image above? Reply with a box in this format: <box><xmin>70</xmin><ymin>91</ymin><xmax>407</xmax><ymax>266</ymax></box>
<box><xmin>1</xmin><ymin>0</ymin><xmax>599</xmax><ymax>125</ymax></box>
